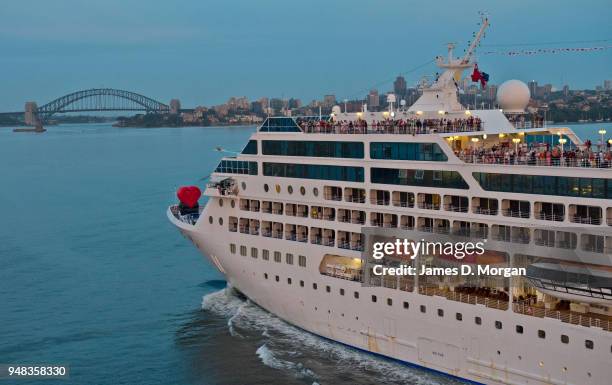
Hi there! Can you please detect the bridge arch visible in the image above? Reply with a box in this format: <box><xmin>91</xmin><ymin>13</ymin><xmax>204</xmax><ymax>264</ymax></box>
<box><xmin>37</xmin><ymin>88</ymin><xmax>170</xmax><ymax>119</ymax></box>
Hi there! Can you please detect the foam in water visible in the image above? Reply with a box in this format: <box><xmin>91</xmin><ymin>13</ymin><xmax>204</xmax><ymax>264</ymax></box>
<box><xmin>201</xmin><ymin>288</ymin><xmax>460</xmax><ymax>385</ymax></box>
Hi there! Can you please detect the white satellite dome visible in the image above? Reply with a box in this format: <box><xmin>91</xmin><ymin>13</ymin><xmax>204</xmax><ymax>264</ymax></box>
<box><xmin>331</xmin><ymin>105</ymin><xmax>342</xmax><ymax>115</ymax></box>
<box><xmin>496</xmin><ymin>80</ymin><xmax>530</xmax><ymax>113</ymax></box>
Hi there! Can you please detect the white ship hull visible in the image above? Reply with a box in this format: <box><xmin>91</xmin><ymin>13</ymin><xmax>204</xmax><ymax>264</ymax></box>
<box><xmin>169</xmin><ymin>205</ymin><xmax>611</xmax><ymax>385</ymax></box>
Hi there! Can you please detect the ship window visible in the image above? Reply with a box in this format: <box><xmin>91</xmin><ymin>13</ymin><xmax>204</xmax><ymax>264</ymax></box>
<box><xmin>437</xmin><ymin>309</ymin><xmax>444</xmax><ymax>317</ymax></box>
<box><xmin>241</xmin><ymin>182</ymin><xmax>246</xmax><ymax>191</ymax></box>
<box><xmin>230</xmin><ymin>243</ymin><xmax>236</xmax><ymax>254</ymax></box>
<box><xmin>274</xmin><ymin>251</ymin><xmax>281</xmax><ymax>263</ymax></box>
<box><xmin>313</xmin><ymin>187</ymin><xmax>319</xmax><ymax>196</ymax></box>
<box><xmin>371</xmin><ymin>168</ymin><xmax>468</xmax><ymax>189</ymax></box>
<box><xmin>241</xmin><ymin>140</ymin><xmax>257</xmax><ymax>154</ymax></box>
<box><xmin>420</xmin><ymin>305</ymin><xmax>426</xmax><ymax>313</ymax></box>
<box><xmin>262</xmin><ymin>249</ymin><xmax>269</xmax><ymax>261</ymax></box>
<box><xmin>313</xmin><ymin>283</ymin><xmax>318</xmax><ymax>290</ymax></box>
<box><xmin>403</xmin><ymin>301</ymin><xmax>409</xmax><ymax>309</ymax></box>
<box><xmin>264</xmin><ymin>184</ymin><xmax>269</xmax><ymax>192</ymax></box>
<box><xmin>251</xmin><ymin>247</ymin><xmax>258</xmax><ymax>258</ymax></box>
<box><xmin>475</xmin><ymin>316</ymin><xmax>482</xmax><ymax>325</ymax></box>
<box><xmin>218</xmin><ymin>217</ymin><xmax>223</xmax><ymax>226</ymax></box>
<box><xmin>298</xmin><ymin>255</ymin><xmax>306</xmax><ymax>267</ymax></box>
<box><xmin>326</xmin><ymin>285</ymin><xmax>331</xmax><ymax>293</ymax></box>
<box><xmin>264</xmin><ymin>273</ymin><xmax>268</xmax><ymax>279</ymax></box>
<box><xmin>299</xmin><ymin>280</ymin><xmax>304</xmax><ymax>287</ymax></box>
<box><xmin>231</xmin><ymin>199</ymin><xmax>236</xmax><ymax>208</ymax></box>
<box><xmin>275</xmin><ymin>275</ymin><xmax>279</xmax><ymax>282</ymax></box>
<box><xmin>262</xmin><ymin>140</ymin><xmax>364</xmax><ymax>158</ymax></box>
<box><xmin>387</xmin><ymin>298</ymin><xmax>392</xmax><ymax>306</ymax></box>
<box><xmin>209</xmin><ymin>216</ymin><xmax>213</xmax><ymax>224</ymax></box>
<box><xmin>288</xmin><ymin>185</ymin><xmax>293</xmax><ymax>194</ymax></box>
<box><xmin>218</xmin><ymin>199</ymin><xmax>223</xmax><ymax>207</ymax></box>
<box><xmin>370</xmin><ymin>142</ymin><xmax>448</xmax><ymax>161</ymax></box>
<box><xmin>516</xmin><ymin>325</ymin><xmax>523</xmax><ymax>334</ymax></box>
<box><xmin>538</xmin><ymin>330</ymin><xmax>546</xmax><ymax>339</ymax></box>
<box><xmin>240</xmin><ymin>245</ymin><xmax>247</xmax><ymax>256</ymax></box>
<box><xmin>456</xmin><ymin>313</ymin><xmax>462</xmax><ymax>321</ymax></box>
<box><xmin>286</xmin><ymin>253</ymin><xmax>294</xmax><ymax>265</ymax></box>
<box><xmin>585</xmin><ymin>340</ymin><xmax>594</xmax><ymax>349</ymax></box>
<box><xmin>371</xmin><ymin>295</ymin><xmax>377</xmax><ymax>303</ymax></box>
<box><xmin>561</xmin><ymin>335</ymin><xmax>569</xmax><ymax>344</ymax></box>
<box><xmin>300</xmin><ymin>186</ymin><xmax>306</xmax><ymax>195</ymax></box>
<box><xmin>354</xmin><ymin>291</ymin><xmax>360</xmax><ymax>299</ymax></box>
<box><xmin>264</xmin><ymin>163</ymin><xmax>365</xmax><ymax>183</ymax></box>
<box><xmin>495</xmin><ymin>321</ymin><xmax>503</xmax><ymax>330</ymax></box>
<box><xmin>287</xmin><ymin>278</ymin><xmax>292</xmax><ymax>285</ymax></box>
<box><xmin>340</xmin><ymin>288</ymin><xmax>345</xmax><ymax>296</ymax></box>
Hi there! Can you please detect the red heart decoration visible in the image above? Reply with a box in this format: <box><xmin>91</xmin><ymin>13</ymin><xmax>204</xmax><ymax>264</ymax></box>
<box><xmin>177</xmin><ymin>186</ymin><xmax>201</xmax><ymax>208</ymax></box>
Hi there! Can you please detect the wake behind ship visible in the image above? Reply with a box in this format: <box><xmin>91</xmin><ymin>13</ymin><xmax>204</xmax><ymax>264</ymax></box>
<box><xmin>168</xmin><ymin>17</ymin><xmax>612</xmax><ymax>385</ymax></box>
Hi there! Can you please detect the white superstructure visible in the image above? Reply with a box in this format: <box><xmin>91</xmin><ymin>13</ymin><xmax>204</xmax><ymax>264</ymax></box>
<box><xmin>168</xmin><ymin>17</ymin><xmax>612</xmax><ymax>385</ymax></box>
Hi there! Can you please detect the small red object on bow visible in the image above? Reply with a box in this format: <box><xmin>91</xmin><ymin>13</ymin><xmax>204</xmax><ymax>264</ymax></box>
<box><xmin>177</xmin><ymin>186</ymin><xmax>201</xmax><ymax>208</ymax></box>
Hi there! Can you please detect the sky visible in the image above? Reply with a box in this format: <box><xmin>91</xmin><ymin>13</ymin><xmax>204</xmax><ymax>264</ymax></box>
<box><xmin>0</xmin><ymin>0</ymin><xmax>610</xmax><ymax>111</ymax></box>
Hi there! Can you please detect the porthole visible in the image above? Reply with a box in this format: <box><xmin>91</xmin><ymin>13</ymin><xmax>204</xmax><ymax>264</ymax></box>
<box><xmin>299</xmin><ymin>280</ymin><xmax>304</xmax><ymax>287</ymax></box>
<box><xmin>456</xmin><ymin>312</ymin><xmax>462</xmax><ymax>321</ymax></box>
<box><xmin>516</xmin><ymin>325</ymin><xmax>523</xmax><ymax>334</ymax></box>
<box><xmin>326</xmin><ymin>285</ymin><xmax>331</xmax><ymax>293</ymax></box>
<box><xmin>371</xmin><ymin>295</ymin><xmax>377</xmax><ymax>303</ymax></box>
<box><xmin>585</xmin><ymin>340</ymin><xmax>594</xmax><ymax>349</ymax></box>
<box><xmin>387</xmin><ymin>298</ymin><xmax>392</xmax><ymax>306</ymax></box>
<box><xmin>313</xmin><ymin>283</ymin><xmax>318</xmax><ymax>290</ymax></box>
<box><xmin>218</xmin><ymin>217</ymin><xmax>223</xmax><ymax>226</ymax></box>
<box><xmin>288</xmin><ymin>185</ymin><xmax>293</xmax><ymax>194</ymax></box>
<box><xmin>230</xmin><ymin>200</ymin><xmax>235</xmax><ymax>208</ymax></box>
<box><xmin>287</xmin><ymin>278</ymin><xmax>292</xmax><ymax>284</ymax></box>
<box><xmin>354</xmin><ymin>291</ymin><xmax>360</xmax><ymax>299</ymax></box>
<box><xmin>264</xmin><ymin>184</ymin><xmax>269</xmax><ymax>192</ymax></box>
<box><xmin>437</xmin><ymin>309</ymin><xmax>444</xmax><ymax>317</ymax></box>
<box><xmin>538</xmin><ymin>330</ymin><xmax>546</xmax><ymax>339</ymax></box>
<box><xmin>300</xmin><ymin>186</ymin><xmax>306</xmax><ymax>195</ymax></box>
<box><xmin>208</xmin><ymin>216</ymin><xmax>213</xmax><ymax>224</ymax></box>
<box><xmin>275</xmin><ymin>275</ymin><xmax>279</xmax><ymax>282</ymax></box>
<box><xmin>403</xmin><ymin>301</ymin><xmax>409</xmax><ymax>309</ymax></box>
<box><xmin>313</xmin><ymin>187</ymin><xmax>319</xmax><ymax>196</ymax></box>
<box><xmin>495</xmin><ymin>321</ymin><xmax>503</xmax><ymax>330</ymax></box>
<box><xmin>561</xmin><ymin>335</ymin><xmax>569</xmax><ymax>344</ymax></box>
<box><xmin>475</xmin><ymin>316</ymin><xmax>482</xmax><ymax>325</ymax></box>
<box><xmin>264</xmin><ymin>273</ymin><xmax>268</xmax><ymax>279</ymax></box>
<box><xmin>275</xmin><ymin>184</ymin><xmax>281</xmax><ymax>193</ymax></box>
<box><xmin>420</xmin><ymin>305</ymin><xmax>426</xmax><ymax>313</ymax></box>
<box><xmin>340</xmin><ymin>288</ymin><xmax>345</xmax><ymax>296</ymax></box>
<box><xmin>219</xmin><ymin>199</ymin><xmax>223</xmax><ymax>207</ymax></box>
<box><xmin>241</xmin><ymin>181</ymin><xmax>246</xmax><ymax>190</ymax></box>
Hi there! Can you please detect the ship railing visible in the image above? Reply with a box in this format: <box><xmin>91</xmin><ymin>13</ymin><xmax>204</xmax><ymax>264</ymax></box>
<box><xmin>458</xmin><ymin>154</ymin><xmax>612</xmax><ymax>168</ymax></box>
<box><xmin>418</xmin><ymin>203</ymin><xmax>440</xmax><ymax>210</ymax></box>
<box><xmin>286</xmin><ymin>234</ymin><xmax>297</xmax><ymax>241</ymax></box>
<box><xmin>473</xmin><ymin>207</ymin><xmax>498</xmax><ymax>216</ymax></box>
<box><xmin>350</xmin><ymin>243</ymin><xmax>363</xmax><ymax>251</ymax></box>
<box><xmin>302</xmin><ymin>123</ymin><xmax>483</xmax><ymax>135</ymax></box>
<box><xmin>536</xmin><ymin>212</ymin><xmax>565</xmax><ymax>221</ymax></box>
<box><xmin>513</xmin><ymin>303</ymin><xmax>612</xmax><ymax>332</ymax></box>
<box><xmin>502</xmin><ymin>209</ymin><xmax>530</xmax><ymax>219</ymax></box>
<box><xmin>371</xmin><ymin>199</ymin><xmax>390</xmax><ymax>205</ymax></box>
<box><xmin>262</xmin><ymin>230</ymin><xmax>272</xmax><ymax>237</ymax></box>
<box><xmin>392</xmin><ymin>201</ymin><xmax>414</xmax><ymax>208</ymax></box>
<box><xmin>443</xmin><ymin>204</ymin><xmax>469</xmax><ymax>213</ymax></box>
<box><xmin>338</xmin><ymin>241</ymin><xmax>351</xmax><ymax>250</ymax></box>
<box><xmin>170</xmin><ymin>205</ymin><xmax>203</xmax><ymax>225</ymax></box>
<box><xmin>322</xmin><ymin>239</ymin><xmax>335</xmax><ymax>247</ymax></box>
<box><xmin>570</xmin><ymin>216</ymin><xmax>602</xmax><ymax>225</ymax></box>
<box><xmin>346</xmin><ymin>196</ymin><xmax>366</xmax><ymax>203</ymax></box>
<box><xmin>351</xmin><ymin>218</ymin><xmax>366</xmax><ymax>225</ymax></box>
<box><xmin>311</xmin><ymin>236</ymin><xmax>322</xmax><ymax>245</ymax></box>
<box><xmin>418</xmin><ymin>286</ymin><xmax>509</xmax><ymax>311</ymax></box>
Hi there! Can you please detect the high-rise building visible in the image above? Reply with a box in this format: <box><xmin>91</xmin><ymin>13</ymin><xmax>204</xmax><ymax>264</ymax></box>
<box><xmin>368</xmin><ymin>89</ymin><xmax>379</xmax><ymax>109</ymax></box>
<box><xmin>528</xmin><ymin>80</ymin><xmax>538</xmax><ymax>97</ymax></box>
<box><xmin>604</xmin><ymin>80</ymin><xmax>611</xmax><ymax>91</ymax></box>
<box><xmin>563</xmin><ymin>85</ymin><xmax>570</xmax><ymax>97</ymax></box>
<box><xmin>323</xmin><ymin>95</ymin><xmax>336</xmax><ymax>107</ymax></box>
<box><xmin>393</xmin><ymin>76</ymin><xmax>407</xmax><ymax>98</ymax></box>
<box><xmin>170</xmin><ymin>99</ymin><xmax>181</xmax><ymax>114</ymax></box>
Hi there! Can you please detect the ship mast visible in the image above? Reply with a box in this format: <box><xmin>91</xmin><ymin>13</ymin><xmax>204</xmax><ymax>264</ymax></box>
<box><xmin>409</xmin><ymin>15</ymin><xmax>489</xmax><ymax>113</ymax></box>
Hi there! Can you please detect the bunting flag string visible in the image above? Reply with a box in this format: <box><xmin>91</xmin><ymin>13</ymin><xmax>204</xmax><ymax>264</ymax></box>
<box><xmin>481</xmin><ymin>45</ymin><xmax>612</xmax><ymax>56</ymax></box>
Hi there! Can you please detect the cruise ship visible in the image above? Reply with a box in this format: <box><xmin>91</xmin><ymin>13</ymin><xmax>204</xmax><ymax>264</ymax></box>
<box><xmin>168</xmin><ymin>17</ymin><xmax>612</xmax><ymax>385</ymax></box>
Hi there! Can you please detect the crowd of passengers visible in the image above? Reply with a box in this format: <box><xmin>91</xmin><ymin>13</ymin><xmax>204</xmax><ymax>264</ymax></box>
<box><xmin>298</xmin><ymin>116</ymin><xmax>483</xmax><ymax>134</ymax></box>
<box><xmin>457</xmin><ymin>139</ymin><xmax>612</xmax><ymax>168</ymax></box>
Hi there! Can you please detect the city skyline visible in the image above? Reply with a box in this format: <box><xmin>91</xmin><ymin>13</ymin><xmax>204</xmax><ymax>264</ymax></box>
<box><xmin>0</xmin><ymin>0</ymin><xmax>610</xmax><ymax>110</ymax></box>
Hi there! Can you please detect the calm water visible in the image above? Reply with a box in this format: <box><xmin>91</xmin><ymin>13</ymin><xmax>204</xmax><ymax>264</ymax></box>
<box><xmin>1</xmin><ymin>122</ymin><xmax>610</xmax><ymax>385</ymax></box>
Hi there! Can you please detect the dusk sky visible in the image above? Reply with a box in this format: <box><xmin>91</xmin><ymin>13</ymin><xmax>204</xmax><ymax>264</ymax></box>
<box><xmin>1</xmin><ymin>0</ymin><xmax>610</xmax><ymax>110</ymax></box>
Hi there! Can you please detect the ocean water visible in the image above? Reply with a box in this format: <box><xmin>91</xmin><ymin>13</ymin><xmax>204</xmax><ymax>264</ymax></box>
<box><xmin>0</xmin><ymin>122</ymin><xmax>610</xmax><ymax>385</ymax></box>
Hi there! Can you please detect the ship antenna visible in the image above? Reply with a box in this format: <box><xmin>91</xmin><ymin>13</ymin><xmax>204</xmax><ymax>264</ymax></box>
<box><xmin>461</xmin><ymin>13</ymin><xmax>490</xmax><ymax>64</ymax></box>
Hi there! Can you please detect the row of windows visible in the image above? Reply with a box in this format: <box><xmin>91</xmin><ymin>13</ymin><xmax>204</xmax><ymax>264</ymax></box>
<box><xmin>262</xmin><ymin>140</ymin><xmax>364</xmax><ymax>158</ymax></box>
<box><xmin>241</xmin><ymin>140</ymin><xmax>258</xmax><ymax>154</ymax></box>
<box><xmin>229</xmin><ymin>243</ymin><xmax>307</xmax><ymax>267</ymax></box>
<box><xmin>371</xmin><ymin>168</ymin><xmax>469</xmax><ymax>189</ymax></box>
<box><xmin>263</xmin><ymin>162</ymin><xmax>364</xmax><ymax>182</ymax></box>
<box><xmin>370</xmin><ymin>142</ymin><xmax>448</xmax><ymax>161</ymax></box>
<box><xmin>260</xmin><ymin>271</ymin><xmax>605</xmax><ymax>353</ymax></box>
<box><xmin>258</xmin><ymin>117</ymin><xmax>301</xmax><ymax>132</ymax></box>
<box><xmin>474</xmin><ymin>172</ymin><xmax>612</xmax><ymax>200</ymax></box>
<box><xmin>215</xmin><ymin>159</ymin><xmax>258</xmax><ymax>175</ymax></box>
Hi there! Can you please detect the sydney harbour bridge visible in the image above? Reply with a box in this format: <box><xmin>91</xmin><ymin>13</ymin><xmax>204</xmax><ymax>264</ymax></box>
<box><xmin>1</xmin><ymin>88</ymin><xmax>180</xmax><ymax>126</ymax></box>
